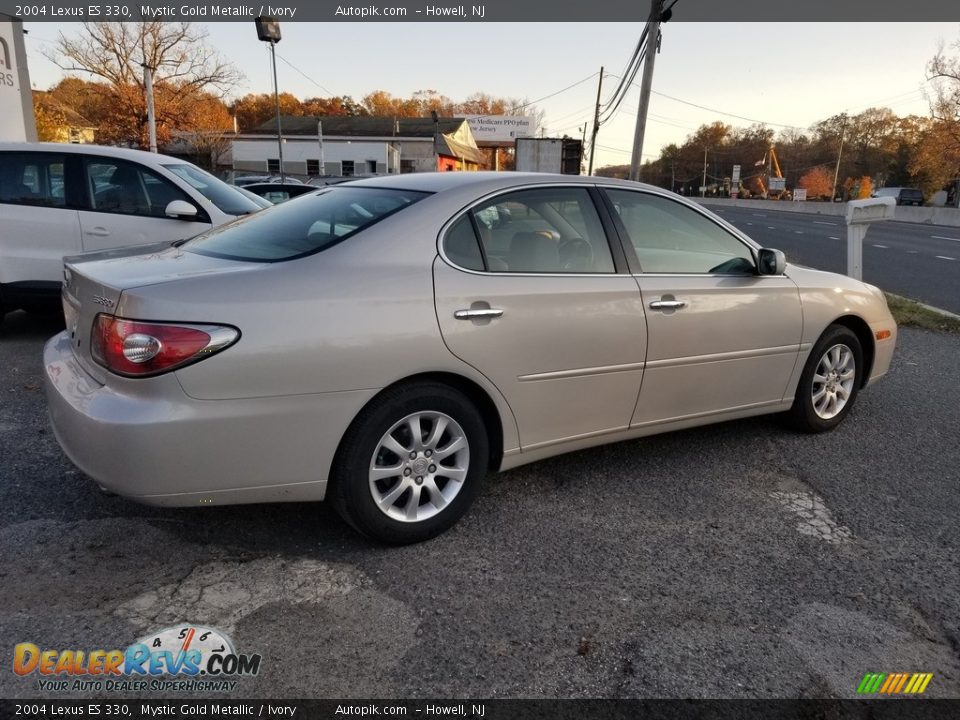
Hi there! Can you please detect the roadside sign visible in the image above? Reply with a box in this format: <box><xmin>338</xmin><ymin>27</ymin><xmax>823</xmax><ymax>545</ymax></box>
<box><xmin>793</xmin><ymin>188</ymin><xmax>807</xmax><ymax>202</ymax></box>
<box><xmin>770</xmin><ymin>177</ymin><xmax>786</xmax><ymax>191</ymax></box>
<box><xmin>732</xmin><ymin>164</ymin><xmax>741</xmax><ymax>183</ymax></box>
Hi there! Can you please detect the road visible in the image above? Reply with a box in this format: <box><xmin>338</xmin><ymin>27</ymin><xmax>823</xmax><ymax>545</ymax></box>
<box><xmin>1</xmin><ymin>310</ymin><xmax>959</xmax><ymax>700</ymax></box>
<box><xmin>705</xmin><ymin>205</ymin><xmax>960</xmax><ymax>314</ymax></box>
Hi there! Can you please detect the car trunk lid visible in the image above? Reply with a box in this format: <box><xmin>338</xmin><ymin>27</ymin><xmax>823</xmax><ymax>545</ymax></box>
<box><xmin>62</xmin><ymin>245</ymin><xmax>257</xmax><ymax>383</ymax></box>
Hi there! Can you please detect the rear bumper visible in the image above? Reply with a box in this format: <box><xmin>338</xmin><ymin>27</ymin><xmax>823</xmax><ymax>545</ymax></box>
<box><xmin>43</xmin><ymin>331</ymin><xmax>376</xmax><ymax>506</ymax></box>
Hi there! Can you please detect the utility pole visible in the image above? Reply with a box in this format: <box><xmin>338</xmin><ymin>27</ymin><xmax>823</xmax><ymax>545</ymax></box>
<box><xmin>579</xmin><ymin>124</ymin><xmax>587</xmax><ymax>175</ymax></box>
<box><xmin>701</xmin><ymin>147</ymin><xmax>707</xmax><ymax>197</ymax></box>
<box><xmin>629</xmin><ymin>0</ymin><xmax>667</xmax><ymax>182</ymax></box>
<box><xmin>269</xmin><ymin>40</ymin><xmax>284</xmax><ymax>182</ymax></box>
<box><xmin>141</xmin><ymin>64</ymin><xmax>157</xmax><ymax>153</ymax></box>
<box><xmin>587</xmin><ymin>66</ymin><xmax>604</xmax><ymax>176</ymax></box>
<box><xmin>767</xmin><ymin>146</ymin><xmax>773</xmax><ymax>199</ymax></box>
<box><xmin>317</xmin><ymin>119</ymin><xmax>324</xmax><ymax>176</ymax></box>
<box><xmin>831</xmin><ymin>114</ymin><xmax>848</xmax><ymax>203</ymax></box>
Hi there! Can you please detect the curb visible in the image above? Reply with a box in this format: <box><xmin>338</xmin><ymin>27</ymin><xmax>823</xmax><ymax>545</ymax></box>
<box><xmin>886</xmin><ymin>293</ymin><xmax>960</xmax><ymax>321</ymax></box>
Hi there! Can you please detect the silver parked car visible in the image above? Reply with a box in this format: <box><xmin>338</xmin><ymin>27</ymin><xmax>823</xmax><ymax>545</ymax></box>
<box><xmin>44</xmin><ymin>173</ymin><xmax>897</xmax><ymax>543</ymax></box>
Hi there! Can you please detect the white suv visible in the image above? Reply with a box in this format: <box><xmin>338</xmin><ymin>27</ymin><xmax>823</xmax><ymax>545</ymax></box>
<box><xmin>0</xmin><ymin>143</ymin><xmax>268</xmax><ymax>321</ymax></box>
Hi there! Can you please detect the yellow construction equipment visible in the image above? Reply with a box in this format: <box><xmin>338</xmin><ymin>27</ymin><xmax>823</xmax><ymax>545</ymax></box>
<box><xmin>757</xmin><ymin>146</ymin><xmax>788</xmax><ymax>199</ymax></box>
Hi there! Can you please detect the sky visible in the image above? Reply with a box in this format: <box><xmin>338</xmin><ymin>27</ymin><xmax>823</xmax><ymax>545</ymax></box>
<box><xmin>21</xmin><ymin>21</ymin><xmax>960</xmax><ymax>169</ymax></box>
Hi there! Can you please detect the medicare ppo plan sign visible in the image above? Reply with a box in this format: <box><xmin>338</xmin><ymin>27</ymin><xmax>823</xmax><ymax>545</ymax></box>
<box><xmin>465</xmin><ymin>115</ymin><xmax>534</xmax><ymax>146</ymax></box>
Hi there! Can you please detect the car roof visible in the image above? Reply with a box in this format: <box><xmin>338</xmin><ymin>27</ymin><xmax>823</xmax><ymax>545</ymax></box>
<box><xmin>345</xmin><ymin>171</ymin><xmax>664</xmax><ymax>195</ymax></box>
<box><xmin>0</xmin><ymin>142</ymin><xmax>186</xmax><ymax>167</ymax></box>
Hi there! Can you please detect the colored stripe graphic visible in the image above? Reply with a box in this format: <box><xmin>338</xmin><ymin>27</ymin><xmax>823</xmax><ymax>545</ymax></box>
<box><xmin>857</xmin><ymin>672</ymin><xmax>932</xmax><ymax>695</ymax></box>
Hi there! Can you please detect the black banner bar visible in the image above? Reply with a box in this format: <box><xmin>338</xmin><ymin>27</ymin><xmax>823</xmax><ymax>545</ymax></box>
<box><xmin>1</xmin><ymin>0</ymin><xmax>960</xmax><ymax>22</ymax></box>
<box><xmin>3</xmin><ymin>699</ymin><xmax>960</xmax><ymax>720</ymax></box>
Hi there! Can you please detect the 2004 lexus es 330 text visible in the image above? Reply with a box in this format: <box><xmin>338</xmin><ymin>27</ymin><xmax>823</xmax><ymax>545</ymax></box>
<box><xmin>44</xmin><ymin>173</ymin><xmax>897</xmax><ymax>543</ymax></box>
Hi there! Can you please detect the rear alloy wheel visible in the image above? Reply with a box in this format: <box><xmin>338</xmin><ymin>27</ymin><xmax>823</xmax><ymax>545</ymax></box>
<box><xmin>331</xmin><ymin>382</ymin><xmax>488</xmax><ymax>543</ymax></box>
<box><xmin>788</xmin><ymin>324</ymin><xmax>863</xmax><ymax>432</ymax></box>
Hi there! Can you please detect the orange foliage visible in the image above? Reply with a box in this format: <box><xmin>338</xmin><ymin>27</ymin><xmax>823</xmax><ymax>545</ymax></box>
<box><xmin>798</xmin><ymin>166</ymin><xmax>834</xmax><ymax>199</ymax></box>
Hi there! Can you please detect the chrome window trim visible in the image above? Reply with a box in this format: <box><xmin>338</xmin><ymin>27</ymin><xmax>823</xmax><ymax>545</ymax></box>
<box><xmin>436</xmin><ymin>182</ymin><xmax>625</xmax><ymax>277</ymax></box>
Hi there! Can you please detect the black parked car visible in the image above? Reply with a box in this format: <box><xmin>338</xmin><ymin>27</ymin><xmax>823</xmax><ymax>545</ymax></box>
<box><xmin>872</xmin><ymin>187</ymin><xmax>924</xmax><ymax>206</ymax></box>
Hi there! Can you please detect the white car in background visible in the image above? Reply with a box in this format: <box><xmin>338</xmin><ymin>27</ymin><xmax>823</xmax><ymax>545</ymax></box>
<box><xmin>0</xmin><ymin>142</ymin><xmax>265</xmax><ymax>322</ymax></box>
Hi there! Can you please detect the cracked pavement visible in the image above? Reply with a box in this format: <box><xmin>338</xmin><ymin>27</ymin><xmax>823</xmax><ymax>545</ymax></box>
<box><xmin>1</xmin><ymin>311</ymin><xmax>959</xmax><ymax>699</ymax></box>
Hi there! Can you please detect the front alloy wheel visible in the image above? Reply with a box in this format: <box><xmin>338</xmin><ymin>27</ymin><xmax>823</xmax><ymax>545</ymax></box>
<box><xmin>811</xmin><ymin>344</ymin><xmax>857</xmax><ymax>420</ymax></box>
<box><xmin>788</xmin><ymin>324</ymin><xmax>863</xmax><ymax>432</ymax></box>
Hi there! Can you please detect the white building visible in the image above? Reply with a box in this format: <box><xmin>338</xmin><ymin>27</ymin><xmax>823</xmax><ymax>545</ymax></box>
<box><xmin>232</xmin><ymin>116</ymin><xmax>487</xmax><ymax>178</ymax></box>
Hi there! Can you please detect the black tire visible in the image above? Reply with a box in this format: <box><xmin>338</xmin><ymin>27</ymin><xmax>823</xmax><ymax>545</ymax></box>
<box><xmin>787</xmin><ymin>324</ymin><xmax>864</xmax><ymax>433</ymax></box>
<box><xmin>330</xmin><ymin>382</ymin><xmax>489</xmax><ymax>544</ymax></box>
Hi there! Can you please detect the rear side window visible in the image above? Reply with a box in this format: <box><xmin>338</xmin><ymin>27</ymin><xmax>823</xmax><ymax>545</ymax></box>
<box><xmin>443</xmin><ymin>187</ymin><xmax>615</xmax><ymax>273</ymax></box>
<box><xmin>0</xmin><ymin>152</ymin><xmax>67</xmax><ymax>208</ymax></box>
<box><xmin>184</xmin><ymin>186</ymin><xmax>428</xmax><ymax>262</ymax></box>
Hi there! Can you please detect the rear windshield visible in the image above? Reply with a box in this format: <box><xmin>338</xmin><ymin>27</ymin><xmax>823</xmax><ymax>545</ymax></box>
<box><xmin>183</xmin><ymin>186</ymin><xmax>428</xmax><ymax>262</ymax></box>
<box><xmin>162</xmin><ymin>163</ymin><xmax>265</xmax><ymax>216</ymax></box>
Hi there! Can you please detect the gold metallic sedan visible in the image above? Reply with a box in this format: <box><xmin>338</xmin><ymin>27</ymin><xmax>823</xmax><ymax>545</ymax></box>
<box><xmin>44</xmin><ymin>173</ymin><xmax>897</xmax><ymax>543</ymax></box>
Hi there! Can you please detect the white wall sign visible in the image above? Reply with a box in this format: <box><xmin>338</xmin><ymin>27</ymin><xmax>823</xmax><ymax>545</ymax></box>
<box><xmin>0</xmin><ymin>17</ymin><xmax>35</xmax><ymax>142</ymax></box>
<box><xmin>465</xmin><ymin>115</ymin><xmax>534</xmax><ymax>145</ymax></box>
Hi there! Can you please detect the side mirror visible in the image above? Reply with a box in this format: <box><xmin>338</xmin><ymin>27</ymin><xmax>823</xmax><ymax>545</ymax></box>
<box><xmin>165</xmin><ymin>200</ymin><xmax>199</xmax><ymax>220</ymax></box>
<box><xmin>757</xmin><ymin>248</ymin><xmax>786</xmax><ymax>275</ymax></box>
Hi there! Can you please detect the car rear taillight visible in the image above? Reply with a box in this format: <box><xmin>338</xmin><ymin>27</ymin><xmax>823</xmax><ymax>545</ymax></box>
<box><xmin>91</xmin><ymin>315</ymin><xmax>239</xmax><ymax>377</ymax></box>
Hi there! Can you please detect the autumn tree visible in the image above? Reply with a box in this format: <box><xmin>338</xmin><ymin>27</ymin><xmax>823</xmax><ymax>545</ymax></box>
<box><xmin>45</xmin><ymin>22</ymin><xmax>240</xmax><ymax>148</ymax></box>
<box><xmin>231</xmin><ymin>92</ymin><xmax>303</xmax><ymax>132</ymax></box>
<box><xmin>927</xmin><ymin>35</ymin><xmax>960</xmax><ymax>155</ymax></box>
<box><xmin>33</xmin><ymin>94</ymin><xmax>68</xmax><ymax>142</ymax></box>
<box><xmin>300</xmin><ymin>96</ymin><xmax>367</xmax><ymax>118</ymax></box>
<box><xmin>798</xmin><ymin>166</ymin><xmax>834</xmax><ymax>199</ymax></box>
<box><xmin>917</xmin><ymin>35</ymin><xmax>960</xmax><ymax>195</ymax></box>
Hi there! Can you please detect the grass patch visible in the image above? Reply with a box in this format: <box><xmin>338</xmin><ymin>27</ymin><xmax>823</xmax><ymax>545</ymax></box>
<box><xmin>884</xmin><ymin>293</ymin><xmax>960</xmax><ymax>334</ymax></box>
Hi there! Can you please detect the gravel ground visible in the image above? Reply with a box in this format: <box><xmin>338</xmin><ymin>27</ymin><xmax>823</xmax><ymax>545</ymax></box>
<box><xmin>1</xmin><ymin>310</ymin><xmax>958</xmax><ymax>699</ymax></box>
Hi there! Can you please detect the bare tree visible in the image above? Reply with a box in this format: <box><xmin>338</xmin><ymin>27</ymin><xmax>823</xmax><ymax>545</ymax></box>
<box><xmin>45</xmin><ymin>22</ymin><xmax>242</xmax><ymax>148</ymax></box>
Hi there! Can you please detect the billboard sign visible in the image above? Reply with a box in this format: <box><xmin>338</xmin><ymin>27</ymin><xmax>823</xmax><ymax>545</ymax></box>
<box><xmin>465</xmin><ymin>115</ymin><xmax>534</xmax><ymax>146</ymax></box>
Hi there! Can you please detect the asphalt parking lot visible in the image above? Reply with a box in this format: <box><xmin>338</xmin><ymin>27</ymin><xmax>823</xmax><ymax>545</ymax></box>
<box><xmin>1</xmin><ymin>310</ymin><xmax>958</xmax><ymax>699</ymax></box>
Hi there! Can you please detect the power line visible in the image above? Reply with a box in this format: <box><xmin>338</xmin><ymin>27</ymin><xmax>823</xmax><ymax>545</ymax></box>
<box><xmin>464</xmin><ymin>72</ymin><xmax>601</xmax><ymax>124</ymax></box>
<box><xmin>650</xmin><ymin>89</ymin><xmax>805</xmax><ymax>130</ymax></box>
<box><xmin>596</xmin><ymin>143</ymin><xmax>658</xmax><ymax>158</ymax></box>
<box><xmin>599</xmin><ymin>31</ymin><xmax>649</xmax><ymax>127</ymax></box>
<box><xmin>275</xmin><ymin>52</ymin><xmax>337</xmax><ymax>97</ymax></box>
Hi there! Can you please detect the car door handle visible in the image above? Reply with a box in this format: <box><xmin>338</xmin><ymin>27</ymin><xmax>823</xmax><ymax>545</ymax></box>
<box><xmin>454</xmin><ymin>308</ymin><xmax>504</xmax><ymax>320</ymax></box>
<box><xmin>649</xmin><ymin>299</ymin><xmax>686</xmax><ymax>310</ymax></box>
<box><xmin>84</xmin><ymin>228</ymin><xmax>110</xmax><ymax>237</ymax></box>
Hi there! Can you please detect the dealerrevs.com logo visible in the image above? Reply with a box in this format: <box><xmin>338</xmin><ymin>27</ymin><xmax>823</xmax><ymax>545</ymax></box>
<box><xmin>13</xmin><ymin>625</ymin><xmax>262</xmax><ymax>693</ymax></box>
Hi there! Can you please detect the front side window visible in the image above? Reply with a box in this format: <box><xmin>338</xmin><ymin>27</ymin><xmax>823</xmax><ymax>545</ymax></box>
<box><xmin>85</xmin><ymin>159</ymin><xmax>194</xmax><ymax>218</ymax></box>
<box><xmin>445</xmin><ymin>187</ymin><xmax>615</xmax><ymax>274</ymax></box>
<box><xmin>184</xmin><ymin>186</ymin><xmax>428</xmax><ymax>262</ymax></box>
<box><xmin>605</xmin><ymin>190</ymin><xmax>755</xmax><ymax>274</ymax></box>
<box><xmin>0</xmin><ymin>153</ymin><xmax>67</xmax><ymax>208</ymax></box>
<box><xmin>162</xmin><ymin>163</ymin><xmax>263</xmax><ymax>217</ymax></box>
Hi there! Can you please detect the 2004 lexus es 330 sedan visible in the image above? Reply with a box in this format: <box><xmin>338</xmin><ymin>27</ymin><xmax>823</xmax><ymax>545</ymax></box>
<box><xmin>44</xmin><ymin>173</ymin><xmax>897</xmax><ymax>543</ymax></box>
